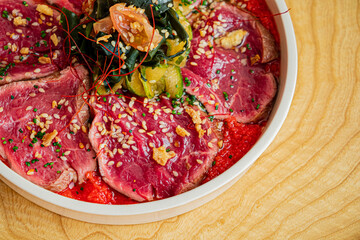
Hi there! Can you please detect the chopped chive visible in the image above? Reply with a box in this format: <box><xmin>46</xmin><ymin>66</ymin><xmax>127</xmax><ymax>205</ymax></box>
<box><xmin>57</xmin><ymin>104</ymin><xmax>62</xmax><ymax>109</ymax></box>
<box><xmin>223</xmin><ymin>92</ymin><xmax>229</xmax><ymax>101</ymax></box>
<box><xmin>256</xmin><ymin>104</ymin><xmax>260</xmax><ymax>110</ymax></box>
<box><xmin>229</xmin><ymin>155</ymin><xmax>233</xmax><ymax>159</ymax></box>
<box><xmin>25</xmin><ymin>162</ymin><xmax>31</xmax><ymax>167</ymax></box>
<box><xmin>33</xmin><ymin>108</ymin><xmax>38</xmax><ymax>112</ymax></box>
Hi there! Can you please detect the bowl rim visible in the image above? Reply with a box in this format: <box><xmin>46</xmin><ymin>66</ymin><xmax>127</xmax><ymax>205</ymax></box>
<box><xmin>0</xmin><ymin>0</ymin><xmax>297</xmax><ymax>220</ymax></box>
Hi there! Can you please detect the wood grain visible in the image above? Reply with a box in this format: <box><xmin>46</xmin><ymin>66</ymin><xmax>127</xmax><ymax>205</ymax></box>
<box><xmin>1</xmin><ymin>0</ymin><xmax>360</xmax><ymax>239</ymax></box>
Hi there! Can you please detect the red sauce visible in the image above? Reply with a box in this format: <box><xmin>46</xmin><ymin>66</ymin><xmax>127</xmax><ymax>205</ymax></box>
<box><xmin>203</xmin><ymin>118</ymin><xmax>264</xmax><ymax>183</ymax></box>
<box><xmin>59</xmin><ymin>171</ymin><xmax>137</xmax><ymax>204</ymax></box>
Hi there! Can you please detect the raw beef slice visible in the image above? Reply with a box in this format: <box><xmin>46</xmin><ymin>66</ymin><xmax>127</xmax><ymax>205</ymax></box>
<box><xmin>89</xmin><ymin>93</ymin><xmax>219</xmax><ymax>202</ymax></box>
<box><xmin>0</xmin><ymin>0</ymin><xmax>66</xmax><ymax>85</ymax></box>
<box><xmin>0</xmin><ymin>65</ymin><xmax>96</xmax><ymax>192</ymax></box>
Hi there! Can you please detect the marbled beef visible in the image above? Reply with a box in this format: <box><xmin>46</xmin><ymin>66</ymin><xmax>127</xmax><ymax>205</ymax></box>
<box><xmin>0</xmin><ymin>65</ymin><xmax>96</xmax><ymax>191</ymax></box>
<box><xmin>0</xmin><ymin>0</ymin><xmax>66</xmax><ymax>85</ymax></box>
<box><xmin>89</xmin><ymin>94</ymin><xmax>219</xmax><ymax>201</ymax></box>
<box><xmin>183</xmin><ymin>2</ymin><xmax>278</xmax><ymax>123</ymax></box>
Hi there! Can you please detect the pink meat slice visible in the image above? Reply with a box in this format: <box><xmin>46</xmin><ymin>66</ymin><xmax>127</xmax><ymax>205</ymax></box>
<box><xmin>46</xmin><ymin>0</ymin><xmax>85</xmax><ymax>15</ymax></box>
<box><xmin>0</xmin><ymin>65</ymin><xmax>96</xmax><ymax>192</ymax></box>
<box><xmin>0</xmin><ymin>0</ymin><xmax>67</xmax><ymax>85</ymax></box>
<box><xmin>183</xmin><ymin>2</ymin><xmax>278</xmax><ymax>122</ymax></box>
<box><xmin>89</xmin><ymin>94</ymin><xmax>219</xmax><ymax>202</ymax></box>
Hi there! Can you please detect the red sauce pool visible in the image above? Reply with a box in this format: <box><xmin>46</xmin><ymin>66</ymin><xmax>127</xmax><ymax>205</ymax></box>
<box><xmin>59</xmin><ymin>172</ymin><xmax>137</xmax><ymax>204</ymax></box>
<box><xmin>203</xmin><ymin>118</ymin><xmax>264</xmax><ymax>183</ymax></box>
<box><xmin>58</xmin><ymin>0</ymin><xmax>278</xmax><ymax>204</ymax></box>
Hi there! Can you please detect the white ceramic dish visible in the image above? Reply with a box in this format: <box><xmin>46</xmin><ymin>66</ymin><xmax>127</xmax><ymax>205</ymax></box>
<box><xmin>0</xmin><ymin>0</ymin><xmax>297</xmax><ymax>225</ymax></box>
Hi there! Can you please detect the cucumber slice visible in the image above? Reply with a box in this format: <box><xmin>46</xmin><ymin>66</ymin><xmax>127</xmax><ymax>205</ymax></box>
<box><xmin>164</xmin><ymin>65</ymin><xmax>183</xmax><ymax>99</ymax></box>
<box><xmin>166</xmin><ymin>11</ymin><xmax>192</xmax><ymax>67</ymax></box>
<box><xmin>126</xmin><ymin>70</ymin><xmax>147</xmax><ymax>97</ymax></box>
<box><xmin>177</xmin><ymin>10</ymin><xmax>192</xmax><ymax>41</ymax></box>
<box><xmin>140</xmin><ymin>65</ymin><xmax>168</xmax><ymax>99</ymax></box>
<box><xmin>166</xmin><ymin>39</ymin><xmax>190</xmax><ymax>67</ymax></box>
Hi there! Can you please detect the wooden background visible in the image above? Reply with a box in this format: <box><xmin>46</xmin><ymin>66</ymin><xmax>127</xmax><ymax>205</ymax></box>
<box><xmin>0</xmin><ymin>0</ymin><xmax>359</xmax><ymax>239</ymax></box>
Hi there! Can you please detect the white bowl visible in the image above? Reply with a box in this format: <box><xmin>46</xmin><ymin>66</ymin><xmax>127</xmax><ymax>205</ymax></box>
<box><xmin>0</xmin><ymin>0</ymin><xmax>297</xmax><ymax>225</ymax></box>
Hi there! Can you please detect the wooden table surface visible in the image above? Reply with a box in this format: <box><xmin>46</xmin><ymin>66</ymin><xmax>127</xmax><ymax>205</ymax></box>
<box><xmin>1</xmin><ymin>0</ymin><xmax>360</xmax><ymax>239</ymax></box>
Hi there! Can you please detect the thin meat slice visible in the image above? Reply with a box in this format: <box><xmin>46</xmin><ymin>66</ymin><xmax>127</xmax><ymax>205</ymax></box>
<box><xmin>183</xmin><ymin>2</ymin><xmax>278</xmax><ymax>123</ymax></box>
<box><xmin>193</xmin><ymin>1</ymin><xmax>278</xmax><ymax>63</ymax></box>
<box><xmin>46</xmin><ymin>0</ymin><xmax>85</xmax><ymax>15</ymax></box>
<box><xmin>89</xmin><ymin>94</ymin><xmax>219</xmax><ymax>202</ymax></box>
<box><xmin>0</xmin><ymin>0</ymin><xmax>66</xmax><ymax>85</ymax></box>
<box><xmin>182</xmin><ymin>47</ymin><xmax>277</xmax><ymax>122</ymax></box>
<box><xmin>0</xmin><ymin>65</ymin><xmax>96</xmax><ymax>192</ymax></box>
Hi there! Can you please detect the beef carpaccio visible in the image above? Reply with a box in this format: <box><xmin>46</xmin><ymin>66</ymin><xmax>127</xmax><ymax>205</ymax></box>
<box><xmin>0</xmin><ymin>0</ymin><xmax>280</xmax><ymax>204</ymax></box>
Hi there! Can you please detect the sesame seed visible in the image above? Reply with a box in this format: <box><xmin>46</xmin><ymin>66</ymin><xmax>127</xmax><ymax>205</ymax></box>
<box><xmin>60</xmin><ymin>156</ymin><xmax>67</xmax><ymax>161</ymax></box>
<box><xmin>38</xmin><ymin>88</ymin><xmax>45</xmax><ymax>93</ymax></box>
<box><xmin>173</xmin><ymin>171</ymin><xmax>179</xmax><ymax>177</ymax></box>
<box><xmin>34</xmin><ymin>68</ymin><xmax>41</xmax><ymax>73</ymax></box>
<box><xmin>108</xmin><ymin>161</ymin><xmax>114</xmax><ymax>166</ymax></box>
<box><xmin>197</xmin><ymin>159</ymin><xmax>203</xmax><ymax>164</ymax></box>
